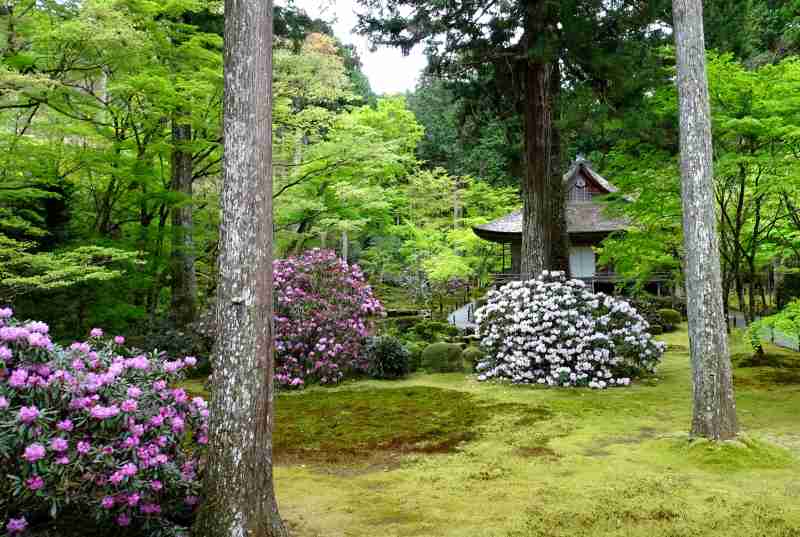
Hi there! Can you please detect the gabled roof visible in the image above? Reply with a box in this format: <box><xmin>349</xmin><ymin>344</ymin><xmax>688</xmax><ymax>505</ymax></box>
<box><xmin>473</xmin><ymin>159</ymin><xmax>628</xmax><ymax>242</ymax></box>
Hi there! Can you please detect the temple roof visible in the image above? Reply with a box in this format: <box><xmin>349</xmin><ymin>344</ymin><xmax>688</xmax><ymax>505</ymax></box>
<box><xmin>473</xmin><ymin>160</ymin><xmax>628</xmax><ymax>242</ymax></box>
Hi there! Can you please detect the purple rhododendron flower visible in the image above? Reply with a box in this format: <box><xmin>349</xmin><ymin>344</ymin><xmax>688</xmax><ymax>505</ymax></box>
<box><xmin>114</xmin><ymin>335</ymin><xmax>125</xmax><ymax>345</ymax></box>
<box><xmin>101</xmin><ymin>496</ymin><xmax>115</xmax><ymax>509</ymax></box>
<box><xmin>26</xmin><ymin>475</ymin><xmax>44</xmax><ymax>491</ymax></box>
<box><xmin>18</xmin><ymin>406</ymin><xmax>39</xmax><ymax>423</ymax></box>
<box><xmin>76</xmin><ymin>441</ymin><xmax>91</xmax><ymax>454</ymax></box>
<box><xmin>0</xmin><ymin>307</ymin><xmax>13</xmax><ymax>319</ymax></box>
<box><xmin>116</xmin><ymin>513</ymin><xmax>131</xmax><ymax>527</ymax></box>
<box><xmin>0</xmin><ymin>396</ymin><xmax>9</xmax><ymax>410</ymax></box>
<box><xmin>0</xmin><ymin>345</ymin><xmax>12</xmax><ymax>360</ymax></box>
<box><xmin>127</xmin><ymin>386</ymin><xmax>142</xmax><ymax>398</ymax></box>
<box><xmin>6</xmin><ymin>517</ymin><xmax>27</xmax><ymax>534</ymax></box>
<box><xmin>50</xmin><ymin>437</ymin><xmax>69</xmax><ymax>452</ymax></box>
<box><xmin>89</xmin><ymin>328</ymin><xmax>104</xmax><ymax>338</ymax></box>
<box><xmin>121</xmin><ymin>399</ymin><xmax>138</xmax><ymax>413</ymax></box>
<box><xmin>57</xmin><ymin>419</ymin><xmax>74</xmax><ymax>431</ymax></box>
<box><xmin>23</xmin><ymin>443</ymin><xmax>46</xmax><ymax>462</ymax></box>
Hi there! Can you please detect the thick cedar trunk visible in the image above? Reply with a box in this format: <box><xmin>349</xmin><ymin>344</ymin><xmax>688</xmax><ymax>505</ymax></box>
<box><xmin>170</xmin><ymin>120</ymin><xmax>198</xmax><ymax>328</ymax></box>
<box><xmin>194</xmin><ymin>0</ymin><xmax>288</xmax><ymax>535</ymax></box>
<box><xmin>520</xmin><ymin>0</ymin><xmax>568</xmax><ymax>279</ymax></box>
<box><xmin>673</xmin><ymin>0</ymin><xmax>738</xmax><ymax>440</ymax></box>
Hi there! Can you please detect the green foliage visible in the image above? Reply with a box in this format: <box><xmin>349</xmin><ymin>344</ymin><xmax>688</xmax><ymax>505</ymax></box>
<box><xmin>657</xmin><ymin>309</ymin><xmax>682</xmax><ymax>333</ymax></box>
<box><xmin>750</xmin><ymin>299</ymin><xmax>800</xmax><ymax>355</ymax></box>
<box><xmin>365</xmin><ymin>336</ymin><xmax>411</xmax><ymax>380</ymax></box>
<box><xmin>421</xmin><ymin>342</ymin><xmax>464</xmax><ymax>373</ymax></box>
<box><xmin>776</xmin><ymin>270</ymin><xmax>800</xmax><ymax>308</ymax></box>
<box><xmin>412</xmin><ymin>320</ymin><xmax>458</xmax><ymax>343</ymax></box>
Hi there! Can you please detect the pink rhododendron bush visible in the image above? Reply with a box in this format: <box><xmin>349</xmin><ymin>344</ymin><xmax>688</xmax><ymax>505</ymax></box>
<box><xmin>475</xmin><ymin>272</ymin><xmax>666</xmax><ymax>388</ymax></box>
<box><xmin>273</xmin><ymin>249</ymin><xmax>384</xmax><ymax>388</ymax></box>
<box><xmin>0</xmin><ymin>308</ymin><xmax>207</xmax><ymax>536</ymax></box>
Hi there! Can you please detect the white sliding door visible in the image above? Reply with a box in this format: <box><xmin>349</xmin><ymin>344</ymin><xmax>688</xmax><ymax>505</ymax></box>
<box><xmin>569</xmin><ymin>246</ymin><xmax>596</xmax><ymax>278</ymax></box>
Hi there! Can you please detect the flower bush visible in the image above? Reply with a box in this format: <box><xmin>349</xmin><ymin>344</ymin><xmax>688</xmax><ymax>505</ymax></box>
<box><xmin>475</xmin><ymin>271</ymin><xmax>665</xmax><ymax>388</ymax></box>
<box><xmin>273</xmin><ymin>249</ymin><xmax>384</xmax><ymax>388</ymax></box>
<box><xmin>0</xmin><ymin>308</ymin><xmax>207</xmax><ymax>536</ymax></box>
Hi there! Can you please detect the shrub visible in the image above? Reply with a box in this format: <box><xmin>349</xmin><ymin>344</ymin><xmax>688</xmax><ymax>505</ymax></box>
<box><xmin>273</xmin><ymin>249</ymin><xmax>384</xmax><ymax>388</ymax></box>
<box><xmin>412</xmin><ymin>320</ymin><xmax>459</xmax><ymax>343</ymax></box>
<box><xmin>475</xmin><ymin>271</ymin><xmax>666</xmax><ymax>388</ymax></box>
<box><xmin>0</xmin><ymin>308</ymin><xmax>207</xmax><ymax>535</ymax></box>
<box><xmin>405</xmin><ymin>341</ymin><xmax>424</xmax><ymax>372</ymax></box>
<box><xmin>658</xmin><ymin>308</ymin><xmax>682</xmax><ymax>332</ymax></box>
<box><xmin>421</xmin><ymin>343</ymin><xmax>463</xmax><ymax>373</ymax></box>
<box><xmin>365</xmin><ymin>336</ymin><xmax>411</xmax><ymax>379</ymax></box>
<box><xmin>626</xmin><ymin>296</ymin><xmax>668</xmax><ymax>335</ymax></box>
<box><xmin>462</xmin><ymin>346</ymin><xmax>483</xmax><ymax>372</ymax></box>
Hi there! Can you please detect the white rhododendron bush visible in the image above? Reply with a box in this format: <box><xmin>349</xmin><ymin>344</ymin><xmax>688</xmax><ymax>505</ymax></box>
<box><xmin>475</xmin><ymin>271</ymin><xmax>666</xmax><ymax>388</ymax></box>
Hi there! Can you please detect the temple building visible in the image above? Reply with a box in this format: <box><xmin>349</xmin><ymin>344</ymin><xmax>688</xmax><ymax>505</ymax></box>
<box><xmin>473</xmin><ymin>158</ymin><xmax>653</xmax><ymax>293</ymax></box>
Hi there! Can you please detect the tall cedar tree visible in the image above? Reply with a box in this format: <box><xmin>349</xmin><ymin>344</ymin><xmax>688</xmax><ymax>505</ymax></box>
<box><xmin>194</xmin><ymin>0</ymin><xmax>289</xmax><ymax>535</ymax></box>
<box><xmin>356</xmin><ymin>0</ymin><xmax>667</xmax><ymax>277</ymax></box>
<box><xmin>672</xmin><ymin>0</ymin><xmax>738</xmax><ymax>440</ymax></box>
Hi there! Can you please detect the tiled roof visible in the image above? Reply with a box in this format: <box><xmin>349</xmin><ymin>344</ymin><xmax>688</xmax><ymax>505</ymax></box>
<box><xmin>473</xmin><ymin>160</ymin><xmax>628</xmax><ymax>239</ymax></box>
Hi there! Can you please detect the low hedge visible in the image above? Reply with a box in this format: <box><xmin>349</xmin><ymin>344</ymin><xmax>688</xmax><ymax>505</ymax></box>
<box><xmin>421</xmin><ymin>342</ymin><xmax>464</xmax><ymax>373</ymax></box>
<box><xmin>658</xmin><ymin>308</ymin><xmax>682</xmax><ymax>332</ymax></box>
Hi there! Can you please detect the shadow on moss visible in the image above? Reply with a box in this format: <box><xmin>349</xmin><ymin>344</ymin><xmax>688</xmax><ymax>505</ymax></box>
<box><xmin>273</xmin><ymin>386</ymin><xmax>549</xmax><ymax>465</ymax></box>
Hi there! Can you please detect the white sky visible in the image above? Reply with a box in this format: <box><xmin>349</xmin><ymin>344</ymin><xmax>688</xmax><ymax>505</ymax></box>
<box><xmin>275</xmin><ymin>0</ymin><xmax>427</xmax><ymax>95</ymax></box>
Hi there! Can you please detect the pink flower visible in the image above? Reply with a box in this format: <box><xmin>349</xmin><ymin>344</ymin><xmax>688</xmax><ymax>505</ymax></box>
<box><xmin>0</xmin><ymin>396</ymin><xmax>8</xmax><ymax>410</ymax></box>
<box><xmin>8</xmin><ymin>369</ymin><xmax>28</xmax><ymax>388</ymax></box>
<box><xmin>171</xmin><ymin>416</ymin><xmax>185</xmax><ymax>433</ymax></box>
<box><xmin>127</xmin><ymin>493</ymin><xmax>140</xmax><ymax>506</ymax></box>
<box><xmin>183</xmin><ymin>356</ymin><xmax>197</xmax><ymax>367</ymax></box>
<box><xmin>26</xmin><ymin>475</ymin><xmax>44</xmax><ymax>491</ymax></box>
<box><xmin>126</xmin><ymin>386</ymin><xmax>142</xmax><ymax>398</ymax></box>
<box><xmin>6</xmin><ymin>517</ymin><xmax>27</xmax><ymax>534</ymax></box>
<box><xmin>114</xmin><ymin>335</ymin><xmax>125</xmax><ymax>345</ymax></box>
<box><xmin>0</xmin><ymin>346</ymin><xmax>11</xmax><ymax>360</ymax></box>
<box><xmin>77</xmin><ymin>441</ymin><xmax>91</xmax><ymax>454</ymax></box>
<box><xmin>50</xmin><ymin>437</ymin><xmax>68</xmax><ymax>452</ymax></box>
<box><xmin>56</xmin><ymin>419</ymin><xmax>73</xmax><ymax>431</ymax></box>
<box><xmin>121</xmin><ymin>462</ymin><xmax>138</xmax><ymax>477</ymax></box>
<box><xmin>150</xmin><ymin>480</ymin><xmax>163</xmax><ymax>491</ymax></box>
<box><xmin>89</xmin><ymin>328</ymin><xmax>104</xmax><ymax>338</ymax></box>
<box><xmin>23</xmin><ymin>443</ymin><xmax>45</xmax><ymax>462</ymax></box>
<box><xmin>55</xmin><ymin>455</ymin><xmax>70</xmax><ymax>465</ymax></box>
<box><xmin>0</xmin><ymin>307</ymin><xmax>12</xmax><ymax>319</ymax></box>
<box><xmin>116</xmin><ymin>513</ymin><xmax>131</xmax><ymax>527</ymax></box>
<box><xmin>109</xmin><ymin>471</ymin><xmax>125</xmax><ymax>485</ymax></box>
<box><xmin>101</xmin><ymin>496</ymin><xmax>115</xmax><ymax>509</ymax></box>
<box><xmin>121</xmin><ymin>399</ymin><xmax>138</xmax><ymax>413</ymax></box>
<box><xmin>140</xmin><ymin>503</ymin><xmax>161</xmax><ymax>514</ymax></box>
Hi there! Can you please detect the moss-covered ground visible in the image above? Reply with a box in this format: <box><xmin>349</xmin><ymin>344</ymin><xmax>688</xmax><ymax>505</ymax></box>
<box><xmin>190</xmin><ymin>327</ymin><xmax>800</xmax><ymax>536</ymax></box>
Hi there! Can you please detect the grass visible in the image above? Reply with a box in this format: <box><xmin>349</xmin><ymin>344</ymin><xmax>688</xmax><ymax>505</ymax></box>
<box><xmin>186</xmin><ymin>326</ymin><xmax>800</xmax><ymax>536</ymax></box>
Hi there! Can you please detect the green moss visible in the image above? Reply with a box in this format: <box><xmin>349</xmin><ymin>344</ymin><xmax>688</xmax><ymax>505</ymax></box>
<box><xmin>273</xmin><ymin>386</ymin><xmax>540</xmax><ymax>464</ymax></box>
<box><xmin>421</xmin><ymin>342</ymin><xmax>464</xmax><ymax>372</ymax></box>
<box><xmin>673</xmin><ymin>435</ymin><xmax>796</xmax><ymax>471</ymax></box>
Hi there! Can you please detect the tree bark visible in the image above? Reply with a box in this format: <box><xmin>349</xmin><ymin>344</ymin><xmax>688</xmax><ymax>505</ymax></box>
<box><xmin>170</xmin><ymin>119</ymin><xmax>198</xmax><ymax>328</ymax></box>
<box><xmin>673</xmin><ymin>0</ymin><xmax>738</xmax><ymax>441</ymax></box>
<box><xmin>520</xmin><ymin>0</ymin><xmax>568</xmax><ymax>279</ymax></box>
<box><xmin>193</xmin><ymin>0</ymin><xmax>288</xmax><ymax>535</ymax></box>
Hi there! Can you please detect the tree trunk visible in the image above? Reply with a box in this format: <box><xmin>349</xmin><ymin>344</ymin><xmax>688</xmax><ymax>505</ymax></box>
<box><xmin>520</xmin><ymin>1</ymin><xmax>568</xmax><ymax>279</ymax></box>
<box><xmin>193</xmin><ymin>0</ymin><xmax>288</xmax><ymax>535</ymax></box>
<box><xmin>341</xmin><ymin>230</ymin><xmax>349</xmax><ymax>262</ymax></box>
<box><xmin>170</xmin><ymin>119</ymin><xmax>198</xmax><ymax>328</ymax></box>
<box><xmin>673</xmin><ymin>0</ymin><xmax>738</xmax><ymax>441</ymax></box>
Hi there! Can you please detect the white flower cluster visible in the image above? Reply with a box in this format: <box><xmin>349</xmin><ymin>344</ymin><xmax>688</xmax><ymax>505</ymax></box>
<box><xmin>475</xmin><ymin>271</ymin><xmax>666</xmax><ymax>388</ymax></box>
